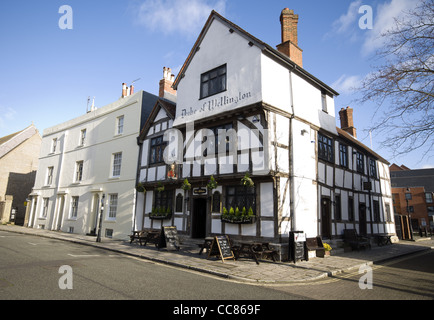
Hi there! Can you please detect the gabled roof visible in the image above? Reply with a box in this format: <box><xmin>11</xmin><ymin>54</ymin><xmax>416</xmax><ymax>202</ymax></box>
<box><xmin>173</xmin><ymin>10</ymin><xmax>339</xmax><ymax>97</ymax></box>
<box><xmin>0</xmin><ymin>124</ymin><xmax>39</xmax><ymax>159</ymax></box>
<box><xmin>138</xmin><ymin>98</ymin><xmax>176</xmax><ymax>142</ymax></box>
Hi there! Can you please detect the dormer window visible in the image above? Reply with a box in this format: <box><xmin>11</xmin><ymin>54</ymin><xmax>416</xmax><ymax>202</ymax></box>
<box><xmin>200</xmin><ymin>64</ymin><xmax>226</xmax><ymax>99</ymax></box>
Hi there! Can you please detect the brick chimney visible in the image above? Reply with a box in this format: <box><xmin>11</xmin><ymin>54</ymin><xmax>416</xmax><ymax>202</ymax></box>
<box><xmin>159</xmin><ymin>67</ymin><xmax>177</xmax><ymax>101</ymax></box>
<box><xmin>276</xmin><ymin>8</ymin><xmax>303</xmax><ymax>67</ymax></box>
<box><xmin>339</xmin><ymin>106</ymin><xmax>357</xmax><ymax>137</ymax></box>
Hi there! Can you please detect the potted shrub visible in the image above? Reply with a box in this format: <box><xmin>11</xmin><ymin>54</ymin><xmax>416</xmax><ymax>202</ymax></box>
<box><xmin>323</xmin><ymin>242</ymin><xmax>332</xmax><ymax>256</ymax></box>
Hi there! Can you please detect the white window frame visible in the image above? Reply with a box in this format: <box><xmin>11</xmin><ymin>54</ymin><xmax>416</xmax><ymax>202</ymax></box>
<box><xmin>74</xmin><ymin>160</ymin><xmax>84</xmax><ymax>182</ymax></box>
<box><xmin>108</xmin><ymin>194</ymin><xmax>118</xmax><ymax>220</ymax></box>
<box><xmin>116</xmin><ymin>115</ymin><xmax>124</xmax><ymax>135</ymax></box>
<box><xmin>111</xmin><ymin>152</ymin><xmax>122</xmax><ymax>177</ymax></box>
<box><xmin>41</xmin><ymin>198</ymin><xmax>49</xmax><ymax>218</ymax></box>
<box><xmin>51</xmin><ymin>138</ymin><xmax>57</xmax><ymax>153</ymax></box>
<box><xmin>70</xmin><ymin>196</ymin><xmax>79</xmax><ymax>219</ymax></box>
<box><xmin>46</xmin><ymin>167</ymin><xmax>54</xmax><ymax>186</ymax></box>
<box><xmin>79</xmin><ymin>129</ymin><xmax>86</xmax><ymax>146</ymax></box>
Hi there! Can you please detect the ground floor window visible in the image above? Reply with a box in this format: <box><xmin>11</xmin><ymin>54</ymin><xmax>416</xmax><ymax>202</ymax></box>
<box><xmin>225</xmin><ymin>186</ymin><xmax>256</xmax><ymax>213</ymax></box>
<box><xmin>108</xmin><ymin>194</ymin><xmax>118</xmax><ymax>219</ymax></box>
<box><xmin>154</xmin><ymin>190</ymin><xmax>173</xmax><ymax>213</ymax></box>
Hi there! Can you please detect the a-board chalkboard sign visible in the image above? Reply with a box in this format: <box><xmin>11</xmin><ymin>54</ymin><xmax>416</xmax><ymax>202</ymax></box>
<box><xmin>207</xmin><ymin>236</ymin><xmax>235</xmax><ymax>262</ymax></box>
<box><xmin>158</xmin><ymin>226</ymin><xmax>180</xmax><ymax>251</ymax></box>
<box><xmin>288</xmin><ymin>231</ymin><xmax>307</xmax><ymax>263</ymax></box>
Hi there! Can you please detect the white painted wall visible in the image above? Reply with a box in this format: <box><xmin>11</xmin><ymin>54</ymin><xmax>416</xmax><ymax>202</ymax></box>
<box><xmin>30</xmin><ymin>93</ymin><xmax>144</xmax><ymax>240</ymax></box>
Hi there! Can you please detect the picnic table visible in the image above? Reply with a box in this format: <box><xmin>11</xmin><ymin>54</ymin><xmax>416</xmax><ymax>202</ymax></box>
<box><xmin>233</xmin><ymin>241</ymin><xmax>278</xmax><ymax>264</ymax></box>
<box><xmin>129</xmin><ymin>229</ymin><xmax>160</xmax><ymax>247</ymax></box>
<box><xmin>373</xmin><ymin>234</ymin><xmax>392</xmax><ymax>246</ymax></box>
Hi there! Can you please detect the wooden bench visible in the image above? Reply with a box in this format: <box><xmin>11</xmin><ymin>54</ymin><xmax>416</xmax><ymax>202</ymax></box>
<box><xmin>306</xmin><ymin>236</ymin><xmax>326</xmax><ymax>258</ymax></box>
<box><xmin>343</xmin><ymin>229</ymin><xmax>371</xmax><ymax>251</ymax></box>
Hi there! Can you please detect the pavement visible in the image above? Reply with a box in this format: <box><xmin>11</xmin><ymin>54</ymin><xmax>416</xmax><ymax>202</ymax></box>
<box><xmin>1</xmin><ymin>224</ymin><xmax>433</xmax><ymax>284</ymax></box>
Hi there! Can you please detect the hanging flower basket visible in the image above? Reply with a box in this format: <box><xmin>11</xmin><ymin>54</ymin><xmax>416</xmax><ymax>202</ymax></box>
<box><xmin>156</xmin><ymin>182</ymin><xmax>165</xmax><ymax>193</ymax></box>
<box><xmin>207</xmin><ymin>175</ymin><xmax>218</xmax><ymax>190</ymax></box>
<box><xmin>181</xmin><ymin>178</ymin><xmax>191</xmax><ymax>191</ymax></box>
<box><xmin>135</xmin><ymin>183</ymin><xmax>146</xmax><ymax>193</ymax></box>
<box><xmin>221</xmin><ymin>206</ymin><xmax>256</xmax><ymax>224</ymax></box>
<box><xmin>241</xmin><ymin>172</ymin><xmax>254</xmax><ymax>188</ymax></box>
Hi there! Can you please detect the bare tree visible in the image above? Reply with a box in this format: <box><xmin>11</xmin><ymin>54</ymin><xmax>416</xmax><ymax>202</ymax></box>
<box><xmin>357</xmin><ymin>0</ymin><xmax>433</xmax><ymax>159</ymax></box>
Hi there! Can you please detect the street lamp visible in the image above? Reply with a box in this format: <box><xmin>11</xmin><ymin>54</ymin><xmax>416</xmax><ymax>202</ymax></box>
<box><xmin>96</xmin><ymin>194</ymin><xmax>105</xmax><ymax>242</ymax></box>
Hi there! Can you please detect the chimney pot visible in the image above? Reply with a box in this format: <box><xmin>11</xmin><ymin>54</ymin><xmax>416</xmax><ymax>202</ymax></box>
<box><xmin>159</xmin><ymin>66</ymin><xmax>177</xmax><ymax>100</ymax></box>
<box><xmin>122</xmin><ymin>83</ymin><xmax>127</xmax><ymax>98</ymax></box>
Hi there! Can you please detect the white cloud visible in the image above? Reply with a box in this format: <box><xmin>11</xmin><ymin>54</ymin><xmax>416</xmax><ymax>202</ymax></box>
<box><xmin>132</xmin><ymin>0</ymin><xmax>226</xmax><ymax>37</ymax></box>
<box><xmin>0</xmin><ymin>106</ymin><xmax>16</xmax><ymax>129</ymax></box>
<box><xmin>361</xmin><ymin>0</ymin><xmax>418</xmax><ymax>55</ymax></box>
<box><xmin>331</xmin><ymin>74</ymin><xmax>361</xmax><ymax>95</ymax></box>
<box><xmin>332</xmin><ymin>0</ymin><xmax>362</xmax><ymax>34</ymax></box>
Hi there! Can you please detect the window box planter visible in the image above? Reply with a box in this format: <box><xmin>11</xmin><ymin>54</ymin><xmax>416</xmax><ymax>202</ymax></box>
<box><xmin>149</xmin><ymin>207</ymin><xmax>172</xmax><ymax>220</ymax></box>
<box><xmin>221</xmin><ymin>206</ymin><xmax>256</xmax><ymax>224</ymax></box>
<box><xmin>221</xmin><ymin>215</ymin><xmax>256</xmax><ymax>224</ymax></box>
<box><xmin>149</xmin><ymin>213</ymin><xmax>172</xmax><ymax>220</ymax></box>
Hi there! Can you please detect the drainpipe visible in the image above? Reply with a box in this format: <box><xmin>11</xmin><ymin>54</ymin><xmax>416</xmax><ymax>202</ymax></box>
<box><xmin>289</xmin><ymin>67</ymin><xmax>296</xmax><ymax>232</ymax></box>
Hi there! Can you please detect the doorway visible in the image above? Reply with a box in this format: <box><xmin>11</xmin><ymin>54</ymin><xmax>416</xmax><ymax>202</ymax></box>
<box><xmin>192</xmin><ymin>198</ymin><xmax>207</xmax><ymax>238</ymax></box>
<box><xmin>321</xmin><ymin>198</ymin><xmax>332</xmax><ymax>239</ymax></box>
<box><xmin>359</xmin><ymin>203</ymin><xmax>367</xmax><ymax>235</ymax></box>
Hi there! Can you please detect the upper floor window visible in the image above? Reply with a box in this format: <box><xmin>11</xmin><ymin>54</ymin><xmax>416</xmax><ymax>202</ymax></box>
<box><xmin>321</xmin><ymin>90</ymin><xmax>327</xmax><ymax>113</ymax></box>
<box><xmin>117</xmin><ymin>115</ymin><xmax>124</xmax><ymax>135</ymax></box>
<box><xmin>425</xmin><ymin>193</ymin><xmax>433</xmax><ymax>203</ymax></box>
<box><xmin>75</xmin><ymin>161</ymin><xmax>83</xmax><ymax>182</ymax></box>
<box><xmin>46</xmin><ymin>166</ymin><xmax>54</xmax><ymax>185</ymax></box>
<box><xmin>356</xmin><ymin>151</ymin><xmax>364</xmax><ymax>173</ymax></box>
<box><xmin>150</xmin><ymin>136</ymin><xmax>166</xmax><ymax>164</ymax></box>
<box><xmin>112</xmin><ymin>152</ymin><xmax>122</xmax><ymax>177</ymax></box>
<box><xmin>80</xmin><ymin>129</ymin><xmax>86</xmax><ymax>146</ymax></box>
<box><xmin>339</xmin><ymin>143</ymin><xmax>348</xmax><ymax>168</ymax></box>
<box><xmin>369</xmin><ymin>158</ymin><xmax>377</xmax><ymax>178</ymax></box>
<box><xmin>51</xmin><ymin>138</ymin><xmax>57</xmax><ymax>153</ymax></box>
<box><xmin>200</xmin><ymin>64</ymin><xmax>226</xmax><ymax>99</ymax></box>
<box><xmin>318</xmin><ymin>133</ymin><xmax>333</xmax><ymax>163</ymax></box>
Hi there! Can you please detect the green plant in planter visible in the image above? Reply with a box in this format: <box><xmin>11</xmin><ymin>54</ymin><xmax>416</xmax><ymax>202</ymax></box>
<box><xmin>248</xmin><ymin>207</ymin><xmax>254</xmax><ymax>217</ymax></box>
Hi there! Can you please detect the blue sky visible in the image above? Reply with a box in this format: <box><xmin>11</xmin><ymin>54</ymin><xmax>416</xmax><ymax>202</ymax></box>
<box><xmin>0</xmin><ymin>0</ymin><xmax>430</xmax><ymax>168</ymax></box>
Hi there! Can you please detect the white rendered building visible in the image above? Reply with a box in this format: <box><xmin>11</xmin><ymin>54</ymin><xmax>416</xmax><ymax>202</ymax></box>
<box><xmin>28</xmin><ymin>86</ymin><xmax>159</xmax><ymax>240</ymax></box>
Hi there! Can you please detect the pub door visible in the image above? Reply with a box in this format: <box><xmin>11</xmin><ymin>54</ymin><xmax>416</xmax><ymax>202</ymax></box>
<box><xmin>359</xmin><ymin>203</ymin><xmax>367</xmax><ymax>236</ymax></box>
<box><xmin>192</xmin><ymin>198</ymin><xmax>207</xmax><ymax>238</ymax></box>
<box><xmin>321</xmin><ymin>198</ymin><xmax>332</xmax><ymax>239</ymax></box>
